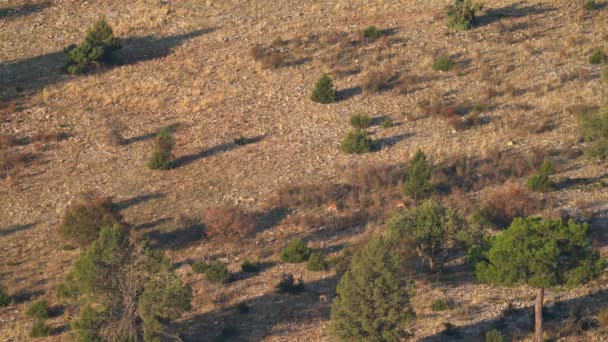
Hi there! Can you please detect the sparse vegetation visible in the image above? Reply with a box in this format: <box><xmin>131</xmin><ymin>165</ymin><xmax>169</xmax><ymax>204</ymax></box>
<box><xmin>362</xmin><ymin>26</ymin><xmax>383</xmax><ymax>40</ymax></box>
<box><xmin>362</xmin><ymin>68</ymin><xmax>394</xmax><ymax>93</ymax></box>
<box><xmin>311</xmin><ymin>73</ymin><xmax>337</xmax><ymax>104</ymax></box>
<box><xmin>280</xmin><ymin>238</ymin><xmax>312</xmax><ymax>263</ymax></box>
<box><xmin>482</xmin><ymin>181</ymin><xmax>541</xmax><ymax>228</ymax></box>
<box><xmin>330</xmin><ymin>236</ymin><xmax>414</xmax><ymax>341</ymax></box>
<box><xmin>64</xmin><ymin>20</ymin><xmax>121</xmax><ymax>74</ymax></box>
<box><xmin>446</xmin><ymin>0</ymin><xmax>484</xmax><ymax>31</ymax></box>
<box><xmin>341</xmin><ymin>129</ymin><xmax>374</xmax><ymax>154</ymax></box>
<box><xmin>192</xmin><ymin>261</ymin><xmax>209</xmax><ymax>274</ymax></box>
<box><xmin>583</xmin><ymin>0</ymin><xmax>599</xmax><ymax>11</ymax></box>
<box><xmin>485</xmin><ymin>329</ymin><xmax>504</xmax><ymax>342</ymax></box>
<box><xmin>0</xmin><ymin>286</ymin><xmax>10</xmax><ymax>307</ymax></box>
<box><xmin>431</xmin><ymin>298</ymin><xmax>451</xmax><ymax>311</ymax></box>
<box><xmin>589</xmin><ymin>48</ymin><xmax>606</xmax><ymax>65</ymax></box>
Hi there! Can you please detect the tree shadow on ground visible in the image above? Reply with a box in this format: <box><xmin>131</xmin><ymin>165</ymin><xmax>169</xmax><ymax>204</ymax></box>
<box><xmin>177</xmin><ymin>275</ymin><xmax>338</xmax><ymax>341</ymax></box>
<box><xmin>255</xmin><ymin>207</ymin><xmax>289</xmax><ymax>233</ymax></box>
<box><xmin>0</xmin><ymin>222</ymin><xmax>37</xmax><ymax>237</ymax></box>
<box><xmin>172</xmin><ymin>135</ymin><xmax>265</xmax><ymax>168</ymax></box>
<box><xmin>419</xmin><ymin>288</ymin><xmax>608</xmax><ymax>341</ymax></box>
<box><xmin>476</xmin><ymin>1</ymin><xmax>558</xmax><ymax>27</ymax></box>
<box><xmin>375</xmin><ymin>132</ymin><xmax>414</xmax><ymax>149</ymax></box>
<box><xmin>121</xmin><ymin>123</ymin><xmax>183</xmax><ymax>146</ymax></box>
<box><xmin>553</xmin><ymin>173</ymin><xmax>608</xmax><ymax>190</ymax></box>
<box><xmin>144</xmin><ymin>220</ymin><xmax>205</xmax><ymax>250</ymax></box>
<box><xmin>336</xmin><ymin>86</ymin><xmax>362</xmax><ymax>101</ymax></box>
<box><xmin>0</xmin><ymin>1</ymin><xmax>51</xmax><ymax>20</ymax></box>
<box><xmin>115</xmin><ymin>193</ymin><xmax>166</xmax><ymax>210</ymax></box>
<box><xmin>0</xmin><ymin>28</ymin><xmax>216</xmax><ymax>102</ymax></box>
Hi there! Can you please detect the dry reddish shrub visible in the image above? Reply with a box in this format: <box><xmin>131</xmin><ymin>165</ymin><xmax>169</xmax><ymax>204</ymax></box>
<box><xmin>482</xmin><ymin>181</ymin><xmax>541</xmax><ymax>228</ymax></box>
<box><xmin>261</xmin><ymin>52</ymin><xmax>284</xmax><ymax>69</ymax></box>
<box><xmin>250</xmin><ymin>45</ymin><xmax>267</xmax><ymax>61</ymax></box>
<box><xmin>205</xmin><ymin>206</ymin><xmax>257</xmax><ymax>244</ymax></box>
<box><xmin>362</xmin><ymin>67</ymin><xmax>394</xmax><ymax>93</ymax></box>
<box><xmin>274</xmin><ymin>183</ymin><xmax>350</xmax><ymax>210</ymax></box>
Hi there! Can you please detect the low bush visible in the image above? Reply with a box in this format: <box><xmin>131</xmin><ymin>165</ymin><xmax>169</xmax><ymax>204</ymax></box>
<box><xmin>589</xmin><ymin>48</ymin><xmax>606</xmax><ymax>65</ymax></box>
<box><xmin>26</xmin><ymin>300</ymin><xmax>49</xmax><ymax>320</ymax></box>
<box><xmin>204</xmin><ymin>261</ymin><xmax>231</xmax><ymax>284</ymax></box>
<box><xmin>276</xmin><ymin>273</ymin><xmax>304</xmax><ymax>294</ymax></box>
<box><xmin>0</xmin><ymin>285</ymin><xmax>10</xmax><ymax>306</ymax></box>
<box><xmin>349</xmin><ymin>113</ymin><xmax>371</xmax><ymax>129</ymax></box>
<box><xmin>241</xmin><ymin>259</ymin><xmax>262</xmax><ymax>273</ymax></box>
<box><xmin>576</xmin><ymin>106</ymin><xmax>608</xmax><ymax>160</ymax></box>
<box><xmin>341</xmin><ymin>130</ymin><xmax>374</xmax><ymax>154</ymax></box>
<box><xmin>431</xmin><ymin>298</ymin><xmax>451</xmax><ymax>311</ymax></box>
<box><xmin>433</xmin><ymin>54</ymin><xmax>454</xmax><ymax>72</ymax></box>
<box><xmin>362</xmin><ymin>26</ymin><xmax>383</xmax><ymax>39</ymax></box>
<box><xmin>584</xmin><ymin>0</ymin><xmax>598</xmax><ymax>10</ymax></box>
<box><xmin>311</xmin><ymin>73</ymin><xmax>337</xmax><ymax>104</ymax></box>
<box><xmin>59</xmin><ymin>191</ymin><xmax>122</xmax><ymax>247</ymax></box>
<box><xmin>482</xmin><ymin>181</ymin><xmax>541</xmax><ymax>228</ymax></box>
<box><xmin>446</xmin><ymin>0</ymin><xmax>484</xmax><ymax>30</ymax></box>
<box><xmin>362</xmin><ymin>68</ymin><xmax>394</xmax><ymax>93</ymax></box>
<box><xmin>280</xmin><ymin>238</ymin><xmax>312</xmax><ymax>263</ymax></box>
<box><xmin>261</xmin><ymin>52</ymin><xmax>284</xmax><ymax>69</ymax></box>
<box><xmin>30</xmin><ymin>320</ymin><xmax>51</xmax><ymax>338</ymax></box>
<box><xmin>191</xmin><ymin>261</ymin><xmax>208</xmax><ymax>274</ymax></box>
<box><xmin>147</xmin><ymin>127</ymin><xmax>175</xmax><ymax>170</ymax></box>
<box><xmin>306</xmin><ymin>251</ymin><xmax>328</xmax><ymax>271</ymax></box>
<box><xmin>205</xmin><ymin>206</ymin><xmax>257</xmax><ymax>245</ymax></box>
<box><xmin>485</xmin><ymin>329</ymin><xmax>504</xmax><ymax>342</ymax></box>
<box><xmin>64</xmin><ymin>20</ymin><xmax>121</xmax><ymax>74</ymax></box>
<box><xmin>526</xmin><ymin>158</ymin><xmax>554</xmax><ymax>192</ymax></box>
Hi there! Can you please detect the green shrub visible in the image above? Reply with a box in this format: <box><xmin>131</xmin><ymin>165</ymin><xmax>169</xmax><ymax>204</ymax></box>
<box><xmin>204</xmin><ymin>261</ymin><xmax>231</xmax><ymax>284</ymax></box>
<box><xmin>380</xmin><ymin>118</ymin><xmax>393</xmax><ymax>129</ymax></box>
<box><xmin>485</xmin><ymin>329</ymin><xmax>503</xmax><ymax>342</ymax></box>
<box><xmin>64</xmin><ymin>20</ymin><xmax>121</xmax><ymax>74</ymax></box>
<box><xmin>432</xmin><ymin>54</ymin><xmax>454</xmax><ymax>71</ymax></box>
<box><xmin>311</xmin><ymin>73</ymin><xmax>337</xmax><ymax>104</ymax></box>
<box><xmin>329</xmin><ymin>237</ymin><xmax>414</xmax><ymax>341</ymax></box>
<box><xmin>526</xmin><ymin>158</ymin><xmax>554</xmax><ymax>192</ymax></box>
<box><xmin>147</xmin><ymin>127</ymin><xmax>175</xmax><ymax>170</ymax></box>
<box><xmin>59</xmin><ymin>192</ymin><xmax>122</xmax><ymax>247</ymax></box>
<box><xmin>446</xmin><ymin>0</ymin><xmax>484</xmax><ymax>31</ymax></box>
<box><xmin>30</xmin><ymin>320</ymin><xmax>51</xmax><ymax>338</ymax></box>
<box><xmin>602</xmin><ymin>66</ymin><xmax>608</xmax><ymax>84</ymax></box>
<box><xmin>349</xmin><ymin>113</ymin><xmax>371</xmax><ymax>129</ymax></box>
<box><xmin>62</xmin><ymin>225</ymin><xmax>191</xmax><ymax>341</ymax></box>
<box><xmin>276</xmin><ymin>273</ymin><xmax>304</xmax><ymax>294</ymax></box>
<box><xmin>280</xmin><ymin>238</ymin><xmax>312</xmax><ymax>263</ymax></box>
<box><xmin>241</xmin><ymin>259</ymin><xmax>262</xmax><ymax>273</ymax></box>
<box><xmin>341</xmin><ymin>130</ymin><xmax>374</xmax><ymax>154</ymax></box>
<box><xmin>589</xmin><ymin>48</ymin><xmax>606</xmax><ymax>65</ymax></box>
<box><xmin>306</xmin><ymin>251</ymin><xmax>328</xmax><ymax>271</ymax></box>
<box><xmin>402</xmin><ymin>149</ymin><xmax>433</xmax><ymax>202</ymax></box>
<box><xmin>387</xmin><ymin>200</ymin><xmax>470</xmax><ymax>272</ymax></box>
<box><xmin>584</xmin><ymin>0</ymin><xmax>598</xmax><ymax>10</ymax></box>
<box><xmin>430</xmin><ymin>298</ymin><xmax>450</xmax><ymax>311</ymax></box>
<box><xmin>363</xmin><ymin>26</ymin><xmax>383</xmax><ymax>39</ymax></box>
<box><xmin>191</xmin><ymin>261</ymin><xmax>208</xmax><ymax>274</ymax></box>
<box><xmin>0</xmin><ymin>286</ymin><xmax>10</xmax><ymax>307</ymax></box>
<box><xmin>576</xmin><ymin>106</ymin><xmax>608</xmax><ymax>160</ymax></box>
<box><xmin>26</xmin><ymin>300</ymin><xmax>49</xmax><ymax>320</ymax></box>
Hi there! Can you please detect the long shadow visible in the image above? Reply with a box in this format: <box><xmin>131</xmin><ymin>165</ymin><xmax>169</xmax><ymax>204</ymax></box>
<box><xmin>144</xmin><ymin>222</ymin><xmax>205</xmax><ymax>250</ymax></box>
<box><xmin>0</xmin><ymin>28</ymin><xmax>216</xmax><ymax>102</ymax></box>
<box><xmin>255</xmin><ymin>207</ymin><xmax>289</xmax><ymax>233</ymax></box>
<box><xmin>115</xmin><ymin>193</ymin><xmax>166</xmax><ymax>210</ymax></box>
<box><xmin>0</xmin><ymin>1</ymin><xmax>51</xmax><ymax>20</ymax></box>
<box><xmin>121</xmin><ymin>123</ymin><xmax>182</xmax><ymax>146</ymax></box>
<box><xmin>375</xmin><ymin>132</ymin><xmax>414</xmax><ymax>149</ymax></box>
<box><xmin>337</xmin><ymin>86</ymin><xmax>362</xmax><ymax>101</ymax></box>
<box><xmin>553</xmin><ymin>173</ymin><xmax>608</xmax><ymax>190</ymax></box>
<box><xmin>0</xmin><ymin>222</ymin><xmax>36</xmax><ymax>237</ymax></box>
<box><xmin>173</xmin><ymin>135</ymin><xmax>265</xmax><ymax>168</ymax></box>
<box><xmin>178</xmin><ymin>275</ymin><xmax>338</xmax><ymax>341</ymax></box>
<box><xmin>419</xmin><ymin>289</ymin><xmax>608</xmax><ymax>341</ymax></box>
<box><xmin>476</xmin><ymin>2</ymin><xmax>558</xmax><ymax>27</ymax></box>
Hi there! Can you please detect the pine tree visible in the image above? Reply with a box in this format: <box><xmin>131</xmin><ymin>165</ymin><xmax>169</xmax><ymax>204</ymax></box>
<box><xmin>527</xmin><ymin>158</ymin><xmax>555</xmax><ymax>192</ymax></box>
<box><xmin>147</xmin><ymin>127</ymin><xmax>175</xmax><ymax>170</ymax></box>
<box><xmin>311</xmin><ymin>73</ymin><xmax>337</xmax><ymax>104</ymax></box>
<box><xmin>475</xmin><ymin>218</ymin><xmax>606</xmax><ymax>342</ymax></box>
<box><xmin>64</xmin><ymin>20</ymin><xmax>121</xmax><ymax>74</ymax></box>
<box><xmin>329</xmin><ymin>237</ymin><xmax>414</xmax><ymax>341</ymax></box>
<box><xmin>402</xmin><ymin>150</ymin><xmax>433</xmax><ymax>202</ymax></box>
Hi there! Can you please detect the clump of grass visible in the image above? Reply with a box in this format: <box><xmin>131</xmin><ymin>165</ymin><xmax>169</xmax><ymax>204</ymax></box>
<box><xmin>26</xmin><ymin>300</ymin><xmax>49</xmax><ymax>320</ymax></box>
<box><xmin>380</xmin><ymin>118</ymin><xmax>393</xmax><ymax>129</ymax></box>
<box><xmin>362</xmin><ymin>26</ymin><xmax>383</xmax><ymax>40</ymax></box>
<box><xmin>30</xmin><ymin>320</ymin><xmax>51</xmax><ymax>338</ymax></box>
<box><xmin>526</xmin><ymin>158</ymin><xmax>554</xmax><ymax>192</ymax></box>
<box><xmin>349</xmin><ymin>113</ymin><xmax>371</xmax><ymax>129</ymax></box>
<box><xmin>433</xmin><ymin>54</ymin><xmax>454</xmax><ymax>72</ymax></box>
<box><xmin>431</xmin><ymin>298</ymin><xmax>451</xmax><ymax>311</ymax></box>
<box><xmin>0</xmin><ymin>285</ymin><xmax>10</xmax><ymax>307</ymax></box>
<box><xmin>589</xmin><ymin>48</ymin><xmax>606</xmax><ymax>64</ymax></box>
<box><xmin>341</xmin><ymin>130</ymin><xmax>374</xmax><ymax>154</ymax></box>
<box><xmin>191</xmin><ymin>261</ymin><xmax>209</xmax><ymax>274</ymax></box>
<box><xmin>204</xmin><ymin>261</ymin><xmax>232</xmax><ymax>284</ymax></box>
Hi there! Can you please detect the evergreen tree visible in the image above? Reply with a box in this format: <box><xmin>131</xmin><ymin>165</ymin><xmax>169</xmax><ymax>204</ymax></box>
<box><xmin>64</xmin><ymin>20</ymin><xmax>121</xmax><ymax>74</ymax></box>
<box><xmin>402</xmin><ymin>150</ymin><xmax>433</xmax><ymax>202</ymax></box>
<box><xmin>475</xmin><ymin>217</ymin><xmax>605</xmax><ymax>342</ymax></box>
<box><xmin>329</xmin><ymin>237</ymin><xmax>414</xmax><ymax>341</ymax></box>
<box><xmin>147</xmin><ymin>127</ymin><xmax>175</xmax><ymax>170</ymax></box>
<box><xmin>387</xmin><ymin>200</ymin><xmax>471</xmax><ymax>272</ymax></box>
<box><xmin>527</xmin><ymin>158</ymin><xmax>555</xmax><ymax>192</ymax></box>
<box><xmin>311</xmin><ymin>73</ymin><xmax>337</xmax><ymax>104</ymax></box>
<box><xmin>59</xmin><ymin>225</ymin><xmax>192</xmax><ymax>341</ymax></box>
